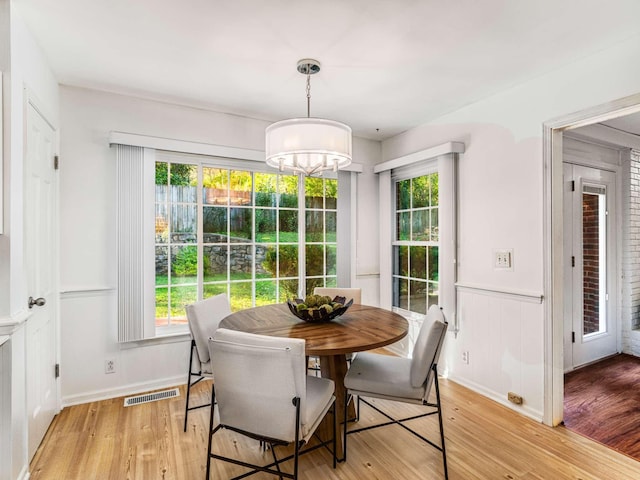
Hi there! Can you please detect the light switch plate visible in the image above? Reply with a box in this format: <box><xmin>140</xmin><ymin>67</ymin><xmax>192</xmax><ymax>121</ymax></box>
<box><xmin>493</xmin><ymin>249</ymin><xmax>513</xmax><ymax>270</ymax></box>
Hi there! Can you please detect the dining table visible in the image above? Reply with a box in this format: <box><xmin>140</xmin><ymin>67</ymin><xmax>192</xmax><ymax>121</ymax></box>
<box><xmin>218</xmin><ymin>302</ymin><xmax>409</xmax><ymax>459</ymax></box>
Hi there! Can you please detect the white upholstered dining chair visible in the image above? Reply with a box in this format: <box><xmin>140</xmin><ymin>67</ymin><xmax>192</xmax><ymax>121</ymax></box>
<box><xmin>183</xmin><ymin>293</ymin><xmax>231</xmax><ymax>432</ymax></box>
<box><xmin>344</xmin><ymin>304</ymin><xmax>449</xmax><ymax>479</ymax></box>
<box><xmin>206</xmin><ymin>328</ymin><xmax>337</xmax><ymax>480</ymax></box>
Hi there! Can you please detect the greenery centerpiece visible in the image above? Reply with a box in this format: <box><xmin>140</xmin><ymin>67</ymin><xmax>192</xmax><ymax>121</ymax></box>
<box><xmin>286</xmin><ymin>294</ymin><xmax>353</xmax><ymax>323</ymax></box>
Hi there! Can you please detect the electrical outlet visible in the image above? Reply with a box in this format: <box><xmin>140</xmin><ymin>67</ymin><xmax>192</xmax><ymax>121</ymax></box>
<box><xmin>507</xmin><ymin>392</ymin><xmax>523</xmax><ymax>405</ymax></box>
<box><xmin>494</xmin><ymin>249</ymin><xmax>513</xmax><ymax>270</ymax></box>
<box><xmin>105</xmin><ymin>359</ymin><xmax>116</xmax><ymax>374</ymax></box>
<box><xmin>462</xmin><ymin>351</ymin><xmax>469</xmax><ymax>365</ymax></box>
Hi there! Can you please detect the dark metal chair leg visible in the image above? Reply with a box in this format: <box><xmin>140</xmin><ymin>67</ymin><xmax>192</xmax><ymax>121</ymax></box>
<box><xmin>184</xmin><ymin>339</ymin><xmax>195</xmax><ymax>432</ymax></box>
<box><xmin>433</xmin><ymin>368</ymin><xmax>448</xmax><ymax>480</ymax></box>
<box><xmin>332</xmin><ymin>401</ymin><xmax>337</xmax><ymax>468</ymax></box>
<box><xmin>269</xmin><ymin>443</ymin><xmax>283</xmax><ymax>480</ymax></box>
<box><xmin>205</xmin><ymin>383</ymin><xmax>216</xmax><ymax>479</ymax></box>
<box><xmin>292</xmin><ymin>398</ymin><xmax>301</xmax><ymax>480</ymax></box>
<box><xmin>343</xmin><ymin>388</ymin><xmax>349</xmax><ymax>463</ymax></box>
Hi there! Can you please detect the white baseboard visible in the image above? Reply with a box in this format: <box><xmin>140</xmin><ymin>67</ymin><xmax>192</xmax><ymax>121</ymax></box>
<box><xmin>18</xmin><ymin>465</ymin><xmax>30</xmax><ymax>480</ymax></box>
<box><xmin>446</xmin><ymin>375</ymin><xmax>544</xmax><ymax>423</ymax></box>
<box><xmin>61</xmin><ymin>374</ymin><xmax>187</xmax><ymax>407</ymax></box>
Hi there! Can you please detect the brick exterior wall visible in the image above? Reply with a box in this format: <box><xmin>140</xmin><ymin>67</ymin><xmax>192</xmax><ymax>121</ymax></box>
<box><xmin>622</xmin><ymin>149</ymin><xmax>640</xmax><ymax>356</ymax></box>
<box><xmin>629</xmin><ymin>152</ymin><xmax>640</xmax><ymax>331</ymax></box>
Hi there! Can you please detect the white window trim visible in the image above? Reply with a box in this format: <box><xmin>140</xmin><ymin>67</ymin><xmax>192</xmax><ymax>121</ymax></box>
<box><xmin>374</xmin><ymin>141</ymin><xmax>464</xmax><ymax>173</ymax></box>
<box><xmin>109</xmin><ymin>131</ymin><xmax>364</xmax><ymax>172</ymax></box>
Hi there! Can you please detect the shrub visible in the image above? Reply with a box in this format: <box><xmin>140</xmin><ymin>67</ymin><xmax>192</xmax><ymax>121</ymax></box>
<box><xmin>173</xmin><ymin>246</ymin><xmax>198</xmax><ymax>276</ymax></box>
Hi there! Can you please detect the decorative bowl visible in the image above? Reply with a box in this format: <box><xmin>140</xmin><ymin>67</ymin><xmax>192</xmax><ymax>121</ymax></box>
<box><xmin>286</xmin><ymin>295</ymin><xmax>354</xmax><ymax>323</ymax></box>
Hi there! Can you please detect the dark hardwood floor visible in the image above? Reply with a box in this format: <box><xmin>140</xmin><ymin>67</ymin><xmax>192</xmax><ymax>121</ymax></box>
<box><xmin>564</xmin><ymin>353</ymin><xmax>640</xmax><ymax>460</ymax></box>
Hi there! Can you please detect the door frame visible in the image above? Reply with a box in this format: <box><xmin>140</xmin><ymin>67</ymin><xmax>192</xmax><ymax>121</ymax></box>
<box><xmin>544</xmin><ymin>92</ymin><xmax>640</xmax><ymax>426</ymax></box>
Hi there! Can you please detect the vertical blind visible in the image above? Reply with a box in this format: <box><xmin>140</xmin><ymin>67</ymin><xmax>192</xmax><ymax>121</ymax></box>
<box><xmin>116</xmin><ymin>145</ymin><xmax>146</xmax><ymax>342</ymax></box>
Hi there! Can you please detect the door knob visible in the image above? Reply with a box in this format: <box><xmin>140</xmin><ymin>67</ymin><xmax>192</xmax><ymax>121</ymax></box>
<box><xmin>28</xmin><ymin>296</ymin><xmax>46</xmax><ymax>309</ymax></box>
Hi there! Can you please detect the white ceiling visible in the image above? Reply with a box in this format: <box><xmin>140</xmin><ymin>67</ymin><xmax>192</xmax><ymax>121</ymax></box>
<box><xmin>15</xmin><ymin>0</ymin><xmax>640</xmax><ymax>140</ymax></box>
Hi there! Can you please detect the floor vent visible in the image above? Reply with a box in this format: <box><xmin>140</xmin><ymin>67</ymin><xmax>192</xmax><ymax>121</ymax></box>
<box><xmin>124</xmin><ymin>388</ymin><xmax>180</xmax><ymax>407</ymax></box>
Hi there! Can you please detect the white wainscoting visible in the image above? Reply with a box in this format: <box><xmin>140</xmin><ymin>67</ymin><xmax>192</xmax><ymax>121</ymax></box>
<box><xmin>0</xmin><ymin>336</ymin><xmax>11</xmax><ymax>480</ymax></box>
<box><xmin>60</xmin><ymin>288</ymin><xmax>190</xmax><ymax>406</ymax></box>
<box><xmin>446</xmin><ymin>286</ymin><xmax>545</xmax><ymax>421</ymax></box>
<box><xmin>0</xmin><ymin>323</ymin><xmax>29</xmax><ymax>480</ymax></box>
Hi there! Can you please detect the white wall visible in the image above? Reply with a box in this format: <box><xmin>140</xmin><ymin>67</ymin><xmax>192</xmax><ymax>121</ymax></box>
<box><xmin>0</xmin><ymin>336</ymin><xmax>11</xmax><ymax>480</ymax></box>
<box><xmin>4</xmin><ymin>5</ymin><xmax>59</xmax><ymax>317</ymax></box>
<box><xmin>0</xmin><ymin>3</ymin><xmax>59</xmax><ymax>479</ymax></box>
<box><xmin>352</xmin><ymin>139</ymin><xmax>382</xmax><ymax>305</ymax></box>
<box><xmin>382</xmin><ymin>34</ymin><xmax>640</xmax><ymax>420</ymax></box>
<box><xmin>58</xmin><ymin>86</ymin><xmax>381</xmax><ymax>404</ymax></box>
<box><xmin>0</xmin><ymin>2</ymin><xmax>60</xmax><ymax>320</ymax></box>
<box><xmin>0</xmin><ymin>1</ymin><xmax>10</xmax><ymax>315</ymax></box>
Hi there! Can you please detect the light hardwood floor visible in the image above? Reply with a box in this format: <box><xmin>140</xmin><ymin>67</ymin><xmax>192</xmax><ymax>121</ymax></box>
<box><xmin>30</xmin><ymin>378</ymin><xmax>640</xmax><ymax>479</ymax></box>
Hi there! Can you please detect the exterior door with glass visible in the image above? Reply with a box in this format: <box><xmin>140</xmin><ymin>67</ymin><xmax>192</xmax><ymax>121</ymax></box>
<box><xmin>563</xmin><ymin>163</ymin><xmax>618</xmax><ymax>369</ymax></box>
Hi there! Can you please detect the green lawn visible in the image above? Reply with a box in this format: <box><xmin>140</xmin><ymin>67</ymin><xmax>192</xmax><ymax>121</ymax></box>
<box><xmin>206</xmin><ymin>231</ymin><xmax>304</xmax><ymax>243</ymax></box>
<box><xmin>155</xmin><ymin>275</ymin><xmax>291</xmax><ymax>319</ymax></box>
<box><xmin>255</xmin><ymin>231</ymin><xmax>299</xmax><ymax>243</ymax></box>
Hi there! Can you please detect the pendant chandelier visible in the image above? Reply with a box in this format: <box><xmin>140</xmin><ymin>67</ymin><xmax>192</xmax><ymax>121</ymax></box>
<box><xmin>265</xmin><ymin>59</ymin><xmax>352</xmax><ymax>176</ymax></box>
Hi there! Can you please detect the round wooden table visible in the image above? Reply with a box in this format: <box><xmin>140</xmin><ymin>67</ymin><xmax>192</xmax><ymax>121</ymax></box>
<box><xmin>219</xmin><ymin>302</ymin><xmax>409</xmax><ymax>458</ymax></box>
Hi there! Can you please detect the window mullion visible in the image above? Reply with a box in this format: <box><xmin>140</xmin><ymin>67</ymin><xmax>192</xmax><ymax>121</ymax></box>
<box><xmin>197</xmin><ymin>163</ymin><xmax>204</xmax><ymax>301</ymax></box>
<box><xmin>226</xmin><ymin>170</ymin><xmax>231</xmax><ymax>297</ymax></box>
<box><xmin>298</xmin><ymin>174</ymin><xmax>306</xmax><ymax>298</ymax></box>
<box><xmin>251</xmin><ymin>172</ymin><xmax>256</xmax><ymax>307</ymax></box>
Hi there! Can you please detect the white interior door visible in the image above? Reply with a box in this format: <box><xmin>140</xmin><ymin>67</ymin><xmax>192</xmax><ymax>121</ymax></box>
<box><xmin>563</xmin><ymin>163</ymin><xmax>618</xmax><ymax>370</ymax></box>
<box><xmin>25</xmin><ymin>102</ymin><xmax>58</xmax><ymax>459</ymax></box>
